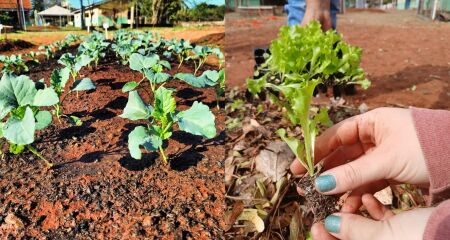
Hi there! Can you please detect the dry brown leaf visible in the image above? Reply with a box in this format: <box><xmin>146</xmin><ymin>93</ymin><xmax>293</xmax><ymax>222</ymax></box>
<box><xmin>255</xmin><ymin>141</ymin><xmax>295</xmax><ymax>182</ymax></box>
<box><xmin>225</xmin><ymin>156</ymin><xmax>235</xmax><ymax>186</ymax></box>
<box><xmin>225</xmin><ymin>201</ymin><xmax>244</xmax><ymax>232</ymax></box>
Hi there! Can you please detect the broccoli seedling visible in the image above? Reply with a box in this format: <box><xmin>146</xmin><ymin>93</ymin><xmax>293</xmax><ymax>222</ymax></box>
<box><xmin>0</xmin><ymin>54</ymin><xmax>29</xmax><ymax>74</ymax></box>
<box><xmin>247</xmin><ymin>22</ymin><xmax>370</xmax><ymax>176</ymax></box>
<box><xmin>168</xmin><ymin>39</ymin><xmax>193</xmax><ymax>69</ymax></box>
<box><xmin>122</xmin><ymin>53</ymin><xmax>171</xmax><ymax>93</ymax></box>
<box><xmin>0</xmin><ymin>74</ymin><xmax>60</xmax><ymax>168</ymax></box>
<box><xmin>49</xmin><ymin>68</ymin><xmax>96</xmax><ymax>124</ymax></box>
<box><xmin>58</xmin><ymin>53</ymin><xmax>92</xmax><ymax>82</ymax></box>
<box><xmin>120</xmin><ymin>86</ymin><xmax>216</xmax><ymax>164</ymax></box>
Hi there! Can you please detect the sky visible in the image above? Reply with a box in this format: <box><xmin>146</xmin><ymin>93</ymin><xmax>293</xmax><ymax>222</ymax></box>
<box><xmin>69</xmin><ymin>0</ymin><xmax>225</xmax><ymax>9</ymax></box>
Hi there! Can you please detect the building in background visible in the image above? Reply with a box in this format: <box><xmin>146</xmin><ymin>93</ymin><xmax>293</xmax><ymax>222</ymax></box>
<box><xmin>73</xmin><ymin>0</ymin><xmax>141</xmax><ymax>28</ymax></box>
<box><xmin>37</xmin><ymin>5</ymin><xmax>73</xmax><ymax>27</ymax></box>
<box><xmin>225</xmin><ymin>0</ymin><xmax>286</xmax><ymax>15</ymax></box>
<box><xmin>0</xmin><ymin>0</ymin><xmax>32</xmax><ymax>29</ymax></box>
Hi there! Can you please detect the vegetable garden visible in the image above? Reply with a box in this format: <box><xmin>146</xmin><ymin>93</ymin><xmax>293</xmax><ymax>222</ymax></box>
<box><xmin>0</xmin><ymin>29</ymin><xmax>225</xmax><ymax>238</ymax></box>
<box><xmin>224</xmin><ymin>10</ymin><xmax>449</xmax><ymax>239</ymax></box>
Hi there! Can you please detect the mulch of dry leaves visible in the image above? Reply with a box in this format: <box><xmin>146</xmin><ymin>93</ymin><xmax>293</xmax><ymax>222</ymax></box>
<box><xmin>224</xmin><ymin>87</ymin><xmax>427</xmax><ymax>239</ymax></box>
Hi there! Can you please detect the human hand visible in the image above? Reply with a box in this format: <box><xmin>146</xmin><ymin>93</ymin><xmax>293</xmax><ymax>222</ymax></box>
<box><xmin>291</xmin><ymin>107</ymin><xmax>429</xmax><ymax>212</ymax></box>
<box><xmin>312</xmin><ymin>193</ymin><xmax>434</xmax><ymax>240</ymax></box>
<box><xmin>301</xmin><ymin>0</ymin><xmax>333</xmax><ymax>31</ymax></box>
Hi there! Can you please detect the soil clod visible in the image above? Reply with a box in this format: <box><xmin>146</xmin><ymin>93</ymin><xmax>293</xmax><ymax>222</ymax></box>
<box><xmin>297</xmin><ymin>175</ymin><xmax>340</xmax><ymax>223</ymax></box>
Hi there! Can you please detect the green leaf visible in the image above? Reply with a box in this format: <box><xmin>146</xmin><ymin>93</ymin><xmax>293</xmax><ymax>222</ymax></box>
<box><xmin>276</xmin><ymin>128</ymin><xmax>304</xmax><ymax>163</ymax></box>
<box><xmin>71</xmin><ymin>78</ymin><xmax>96</xmax><ymax>91</ymax></box>
<box><xmin>0</xmin><ymin>122</ymin><xmax>4</xmax><ymax>138</ymax></box>
<box><xmin>0</xmin><ymin>74</ymin><xmax>37</xmax><ymax>119</ymax></box>
<box><xmin>148</xmin><ymin>72</ymin><xmax>171</xmax><ymax>84</ymax></box>
<box><xmin>176</xmin><ymin>101</ymin><xmax>216</xmax><ymax>139</ymax></box>
<box><xmin>129</xmin><ymin>53</ymin><xmax>158</xmax><ymax>72</ymax></box>
<box><xmin>3</xmin><ymin>107</ymin><xmax>35</xmax><ymax>145</ymax></box>
<box><xmin>50</xmin><ymin>68</ymin><xmax>70</xmax><ymax>91</ymax></box>
<box><xmin>153</xmin><ymin>86</ymin><xmax>175</xmax><ymax>117</ymax></box>
<box><xmin>173</xmin><ymin>72</ymin><xmax>217</xmax><ymax>88</ymax></box>
<box><xmin>204</xmin><ymin>70</ymin><xmax>220</xmax><ymax>82</ymax></box>
<box><xmin>9</xmin><ymin>143</ymin><xmax>25</xmax><ymax>154</ymax></box>
<box><xmin>74</xmin><ymin>54</ymin><xmax>92</xmax><ymax>72</ymax></box>
<box><xmin>128</xmin><ymin>126</ymin><xmax>162</xmax><ymax>159</ymax></box>
<box><xmin>68</xmin><ymin>115</ymin><xmax>83</xmax><ymax>126</ymax></box>
<box><xmin>35</xmin><ymin>110</ymin><xmax>52</xmax><ymax>130</ymax></box>
<box><xmin>122</xmin><ymin>81</ymin><xmax>139</xmax><ymax>93</ymax></box>
<box><xmin>120</xmin><ymin>91</ymin><xmax>152</xmax><ymax>120</ymax></box>
<box><xmin>246</xmin><ymin>77</ymin><xmax>267</xmax><ymax>95</ymax></box>
<box><xmin>33</xmin><ymin>88</ymin><xmax>59</xmax><ymax>107</ymax></box>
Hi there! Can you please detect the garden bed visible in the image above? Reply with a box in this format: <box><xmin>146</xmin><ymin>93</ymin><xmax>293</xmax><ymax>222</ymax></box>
<box><xmin>0</xmin><ymin>36</ymin><xmax>225</xmax><ymax>239</ymax></box>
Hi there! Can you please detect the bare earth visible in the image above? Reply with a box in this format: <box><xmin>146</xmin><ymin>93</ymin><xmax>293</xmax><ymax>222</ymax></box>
<box><xmin>225</xmin><ymin>10</ymin><xmax>450</xmax><ymax>110</ymax></box>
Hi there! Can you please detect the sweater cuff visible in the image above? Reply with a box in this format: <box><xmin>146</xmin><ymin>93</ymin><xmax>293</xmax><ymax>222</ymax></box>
<box><xmin>411</xmin><ymin>107</ymin><xmax>450</xmax><ymax>205</ymax></box>
<box><xmin>423</xmin><ymin>199</ymin><xmax>450</xmax><ymax>240</ymax></box>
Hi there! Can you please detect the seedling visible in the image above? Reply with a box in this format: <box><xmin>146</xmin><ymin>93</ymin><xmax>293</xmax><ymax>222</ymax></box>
<box><xmin>0</xmin><ymin>74</ymin><xmax>59</xmax><ymax>168</ymax></box>
<box><xmin>122</xmin><ymin>53</ymin><xmax>171</xmax><ymax>93</ymax></box>
<box><xmin>174</xmin><ymin>69</ymin><xmax>225</xmax><ymax>108</ymax></box>
<box><xmin>0</xmin><ymin>54</ymin><xmax>29</xmax><ymax>74</ymax></box>
<box><xmin>120</xmin><ymin>86</ymin><xmax>216</xmax><ymax>164</ymax></box>
<box><xmin>247</xmin><ymin>22</ymin><xmax>370</xmax><ymax>176</ymax></box>
<box><xmin>168</xmin><ymin>39</ymin><xmax>193</xmax><ymax>69</ymax></box>
<box><xmin>78</xmin><ymin>33</ymin><xmax>110</xmax><ymax>69</ymax></box>
<box><xmin>188</xmin><ymin>46</ymin><xmax>224</xmax><ymax>75</ymax></box>
<box><xmin>58</xmin><ymin>53</ymin><xmax>92</xmax><ymax>82</ymax></box>
<box><xmin>39</xmin><ymin>45</ymin><xmax>54</xmax><ymax>60</ymax></box>
<box><xmin>49</xmin><ymin>68</ymin><xmax>96</xmax><ymax>124</ymax></box>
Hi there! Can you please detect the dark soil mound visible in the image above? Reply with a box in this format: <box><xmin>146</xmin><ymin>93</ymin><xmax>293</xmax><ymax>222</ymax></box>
<box><xmin>0</xmin><ymin>39</ymin><xmax>34</xmax><ymax>52</ymax></box>
<box><xmin>194</xmin><ymin>33</ymin><xmax>224</xmax><ymax>46</ymax></box>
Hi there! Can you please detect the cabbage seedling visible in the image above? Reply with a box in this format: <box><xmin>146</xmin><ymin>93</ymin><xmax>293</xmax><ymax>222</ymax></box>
<box><xmin>247</xmin><ymin>22</ymin><xmax>370</xmax><ymax>176</ymax></box>
<box><xmin>0</xmin><ymin>74</ymin><xmax>60</xmax><ymax>168</ymax></box>
<box><xmin>120</xmin><ymin>86</ymin><xmax>216</xmax><ymax>164</ymax></box>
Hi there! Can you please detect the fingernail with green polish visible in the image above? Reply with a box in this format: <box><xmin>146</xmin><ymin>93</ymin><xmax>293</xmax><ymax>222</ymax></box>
<box><xmin>324</xmin><ymin>215</ymin><xmax>341</xmax><ymax>233</ymax></box>
<box><xmin>315</xmin><ymin>175</ymin><xmax>336</xmax><ymax>192</ymax></box>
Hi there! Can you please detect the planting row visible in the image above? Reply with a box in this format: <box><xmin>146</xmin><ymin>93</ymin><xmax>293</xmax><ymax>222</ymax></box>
<box><xmin>0</xmin><ymin>30</ymin><xmax>225</xmax><ymax>168</ymax></box>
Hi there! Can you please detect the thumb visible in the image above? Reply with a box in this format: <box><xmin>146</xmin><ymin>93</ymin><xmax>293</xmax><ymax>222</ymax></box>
<box><xmin>314</xmin><ymin>147</ymin><xmax>388</xmax><ymax>195</ymax></box>
<box><xmin>324</xmin><ymin>213</ymin><xmax>382</xmax><ymax>240</ymax></box>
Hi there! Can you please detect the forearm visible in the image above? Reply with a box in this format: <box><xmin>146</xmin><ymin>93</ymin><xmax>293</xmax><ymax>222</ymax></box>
<box><xmin>411</xmin><ymin>107</ymin><xmax>450</xmax><ymax>204</ymax></box>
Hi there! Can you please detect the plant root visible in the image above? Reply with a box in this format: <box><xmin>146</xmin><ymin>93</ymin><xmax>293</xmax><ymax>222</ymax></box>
<box><xmin>297</xmin><ymin>175</ymin><xmax>340</xmax><ymax>223</ymax></box>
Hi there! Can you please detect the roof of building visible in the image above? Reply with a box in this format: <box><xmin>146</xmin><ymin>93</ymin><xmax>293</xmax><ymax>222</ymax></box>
<box><xmin>38</xmin><ymin>5</ymin><xmax>73</xmax><ymax>16</ymax></box>
<box><xmin>72</xmin><ymin>0</ymin><xmax>130</xmax><ymax>13</ymax></box>
<box><xmin>0</xmin><ymin>0</ymin><xmax>32</xmax><ymax>10</ymax></box>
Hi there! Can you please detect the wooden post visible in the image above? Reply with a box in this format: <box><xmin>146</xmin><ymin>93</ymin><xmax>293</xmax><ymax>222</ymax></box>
<box><xmin>130</xmin><ymin>5</ymin><xmax>135</xmax><ymax>29</ymax></box>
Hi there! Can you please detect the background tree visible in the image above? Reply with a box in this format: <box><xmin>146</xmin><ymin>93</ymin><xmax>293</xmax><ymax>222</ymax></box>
<box><xmin>129</xmin><ymin>0</ymin><xmax>184</xmax><ymax>26</ymax></box>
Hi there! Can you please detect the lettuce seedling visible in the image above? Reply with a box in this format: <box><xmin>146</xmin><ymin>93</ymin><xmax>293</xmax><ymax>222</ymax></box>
<box><xmin>120</xmin><ymin>86</ymin><xmax>216</xmax><ymax>164</ymax></box>
<box><xmin>247</xmin><ymin>22</ymin><xmax>370</xmax><ymax>176</ymax></box>
<box><xmin>0</xmin><ymin>74</ymin><xmax>60</xmax><ymax>167</ymax></box>
<box><xmin>122</xmin><ymin>53</ymin><xmax>171</xmax><ymax>93</ymax></box>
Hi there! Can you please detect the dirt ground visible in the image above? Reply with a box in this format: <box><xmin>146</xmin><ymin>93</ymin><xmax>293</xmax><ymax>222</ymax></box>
<box><xmin>225</xmin><ymin>10</ymin><xmax>450</xmax><ymax>110</ymax></box>
<box><xmin>1</xmin><ymin>26</ymin><xmax>224</xmax><ymax>56</ymax></box>
<box><xmin>0</xmin><ymin>29</ymin><xmax>225</xmax><ymax>239</ymax></box>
